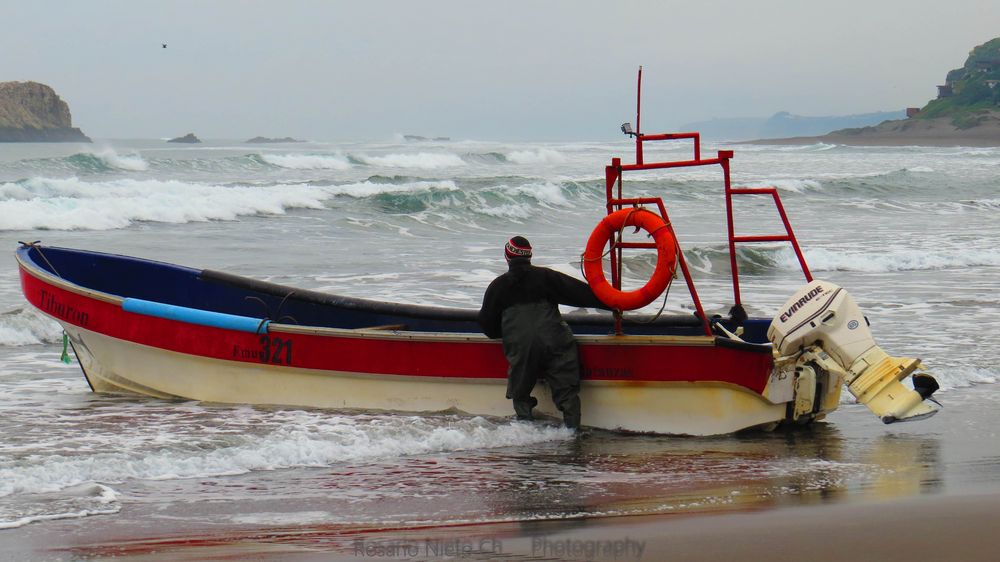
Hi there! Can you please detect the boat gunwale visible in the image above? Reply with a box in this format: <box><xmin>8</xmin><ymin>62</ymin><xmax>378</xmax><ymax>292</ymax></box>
<box><xmin>272</xmin><ymin>321</ymin><xmax>718</xmax><ymax>346</ymax></box>
<box><xmin>22</xmin><ymin>269</ymin><xmax>720</xmax><ymax>347</ymax></box>
<box><xmin>16</xmin><ymin>248</ymin><xmax>124</xmax><ymax>306</ymax></box>
<box><xmin>17</xmin><ymin>247</ymin><xmax>733</xmax><ymax>347</ymax></box>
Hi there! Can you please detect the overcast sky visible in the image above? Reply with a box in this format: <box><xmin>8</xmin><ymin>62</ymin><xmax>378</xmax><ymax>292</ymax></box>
<box><xmin>5</xmin><ymin>0</ymin><xmax>1000</xmax><ymax>140</ymax></box>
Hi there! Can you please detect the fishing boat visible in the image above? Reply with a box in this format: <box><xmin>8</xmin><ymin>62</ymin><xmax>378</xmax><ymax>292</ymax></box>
<box><xmin>15</xmin><ymin>71</ymin><xmax>941</xmax><ymax>435</ymax></box>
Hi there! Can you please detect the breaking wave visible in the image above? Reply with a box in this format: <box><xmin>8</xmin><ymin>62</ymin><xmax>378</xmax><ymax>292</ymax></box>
<box><xmin>0</xmin><ymin>150</ymin><xmax>150</xmax><ymax>176</ymax></box>
<box><xmin>324</xmin><ymin>179</ymin><xmax>459</xmax><ymax>200</ymax></box>
<box><xmin>506</xmin><ymin>148</ymin><xmax>566</xmax><ymax>164</ymax></box>
<box><xmin>334</xmin><ymin>179</ymin><xmax>579</xmax><ymax>219</ymax></box>
<box><xmin>0</xmin><ymin>177</ymin><xmax>333</xmax><ymax>231</ymax></box>
<box><xmin>684</xmin><ymin>245</ymin><xmax>788</xmax><ymax>276</ymax></box>
<box><xmin>258</xmin><ymin>152</ymin><xmax>352</xmax><ymax>170</ymax></box>
<box><xmin>685</xmin><ymin>244</ymin><xmax>1000</xmax><ymax>275</ymax></box>
<box><xmin>462</xmin><ymin>151</ymin><xmax>508</xmax><ymax>164</ymax></box>
<box><xmin>67</xmin><ymin>150</ymin><xmax>149</xmax><ymax>172</ymax></box>
<box><xmin>354</xmin><ymin>152</ymin><xmax>466</xmax><ymax>169</ymax></box>
<box><xmin>0</xmin><ymin>175</ymin><xmax>592</xmax><ymax>231</ymax></box>
<box><xmin>0</xmin><ymin>307</ymin><xmax>62</xmax><ymax>346</ymax></box>
<box><xmin>790</xmin><ymin>246</ymin><xmax>1000</xmax><ymax>273</ymax></box>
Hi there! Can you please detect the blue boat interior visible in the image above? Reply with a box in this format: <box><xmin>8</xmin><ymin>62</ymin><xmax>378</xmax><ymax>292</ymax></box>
<box><xmin>19</xmin><ymin>245</ymin><xmax>772</xmax><ymax>343</ymax></box>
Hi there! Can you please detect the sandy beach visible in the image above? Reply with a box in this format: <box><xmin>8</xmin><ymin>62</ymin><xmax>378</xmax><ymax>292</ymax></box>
<box><xmin>4</xmin><ymin>491</ymin><xmax>998</xmax><ymax>561</ymax></box>
<box><xmin>320</xmin><ymin>493</ymin><xmax>1000</xmax><ymax>562</ymax></box>
<box><xmin>752</xmin><ymin>113</ymin><xmax>1000</xmax><ymax>147</ymax></box>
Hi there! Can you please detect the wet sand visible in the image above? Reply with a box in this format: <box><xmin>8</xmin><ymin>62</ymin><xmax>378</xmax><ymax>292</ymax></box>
<box><xmin>335</xmin><ymin>493</ymin><xmax>1000</xmax><ymax>562</ymax></box>
<box><xmin>2</xmin><ymin>385</ymin><xmax>999</xmax><ymax>561</ymax></box>
<box><xmin>3</xmin><ymin>493</ymin><xmax>997</xmax><ymax>561</ymax></box>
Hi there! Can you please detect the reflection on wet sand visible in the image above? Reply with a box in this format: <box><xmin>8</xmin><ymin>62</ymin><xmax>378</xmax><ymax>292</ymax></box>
<box><xmin>53</xmin><ymin>419</ymin><xmax>946</xmax><ymax>560</ymax></box>
<box><xmin>486</xmin><ymin>422</ymin><xmax>943</xmax><ymax>520</ymax></box>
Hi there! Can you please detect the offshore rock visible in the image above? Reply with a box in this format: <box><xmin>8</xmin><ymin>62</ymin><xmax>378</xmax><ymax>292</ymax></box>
<box><xmin>245</xmin><ymin>136</ymin><xmax>305</xmax><ymax>143</ymax></box>
<box><xmin>168</xmin><ymin>133</ymin><xmax>201</xmax><ymax>143</ymax></box>
<box><xmin>0</xmin><ymin>81</ymin><xmax>91</xmax><ymax>142</ymax></box>
<box><xmin>403</xmin><ymin>135</ymin><xmax>451</xmax><ymax>142</ymax></box>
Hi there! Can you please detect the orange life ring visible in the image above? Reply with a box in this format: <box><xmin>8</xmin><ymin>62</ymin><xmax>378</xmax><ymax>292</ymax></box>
<box><xmin>582</xmin><ymin>208</ymin><xmax>677</xmax><ymax>310</ymax></box>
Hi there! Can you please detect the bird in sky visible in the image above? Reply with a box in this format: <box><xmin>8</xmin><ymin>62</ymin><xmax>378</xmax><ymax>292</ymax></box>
<box><xmin>162</xmin><ymin>43</ymin><xmax>167</xmax><ymax>49</ymax></box>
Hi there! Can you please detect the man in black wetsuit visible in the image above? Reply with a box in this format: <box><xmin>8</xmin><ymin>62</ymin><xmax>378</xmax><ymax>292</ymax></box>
<box><xmin>477</xmin><ymin>236</ymin><xmax>607</xmax><ymax>429</ymax></box>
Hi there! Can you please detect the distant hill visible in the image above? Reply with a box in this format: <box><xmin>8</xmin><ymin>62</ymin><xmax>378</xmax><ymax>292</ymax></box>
<box><xmin>680</xmin><ymin>110</ymin><xmax>904</xmax><ymax>141</ymax></box>
<box><xmin>915</xmin><ymin>37</ymin><xmax>1000</xmax><ymax>125</ymax></box>
<box><xmin>0</xmin><ymin>81</ymin><xmax>90</xmax><ymax>142</ymax></box>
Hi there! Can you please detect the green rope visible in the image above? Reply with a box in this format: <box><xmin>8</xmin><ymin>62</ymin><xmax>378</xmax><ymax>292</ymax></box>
<box><xmin>60</xmin><ymin>332</ymin><xmax>72</xmax><ymax>364</ymax></box>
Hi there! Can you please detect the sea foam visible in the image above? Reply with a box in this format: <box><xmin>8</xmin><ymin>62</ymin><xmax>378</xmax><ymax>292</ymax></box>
<box><xmin>0</xmin><ymin>307</ymin><xmax>62</xmax><ymax>347</ymax></box>
<box><xmin>0</xmin><ymin>175</ymin><xmax>483</xmax><ymax>231</ymax></box>
<box><xmin>0</xmin><ymin>177</ymin><xmax>333</xmax><ymax>231</ymax></box>
<box><xmin>0</xmin><ymin>484</ymin><xmax>120</xmax><ymax>530</ymax></box>
<box><xmin>507</xmin><ymin>148</ymin><xmax>566</xmax><ymax>164</ymax></box>
<box><xmin>930</xmin><ymin>366</ymin><xmax>999</xmax><ymax>391</ymax></box>
<box><xmin>325</xmin><ymin>179</ymin><xmax>459</xmax><ymax>198</ymax></box>
<box><xmin>789</xmin><ymin>246</ymin><xmax>1000</xmax><ymax>273</ymax></box>
<box><xmin>260</xmin><ymin>153</ymin><xmax>352</xmax><ymax>170</ymax></box>
<box><xmin>0</xmin><ymin>413</ymin><xmax>570</xmax><ymax>498</ymax></box>
<box><xmin>356</xmin><ymin>152</ymin><xmax>465</xmax><ymax>169</ymax></box>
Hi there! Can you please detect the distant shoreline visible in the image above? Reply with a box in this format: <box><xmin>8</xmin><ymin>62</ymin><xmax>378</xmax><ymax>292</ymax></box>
<box><xmin>747</xmin><ymin>113</ymin><xmax>1000</xmax><ymax>147</ymax></box>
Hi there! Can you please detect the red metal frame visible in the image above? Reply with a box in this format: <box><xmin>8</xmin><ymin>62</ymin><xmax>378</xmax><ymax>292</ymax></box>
<box><xmin>602</xmin><ymin>67</ymin><xmax>812</xmax><ymax>334</ymax></box>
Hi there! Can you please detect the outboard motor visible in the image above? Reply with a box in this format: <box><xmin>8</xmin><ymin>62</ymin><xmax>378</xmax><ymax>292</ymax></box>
<box><xmin>768</xmin><ymin>280</ymin><xmax>939</xmax><ymax>424</ymax></box>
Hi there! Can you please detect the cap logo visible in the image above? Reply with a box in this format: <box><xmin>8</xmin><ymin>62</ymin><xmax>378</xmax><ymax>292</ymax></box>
<box><xmin>505</xmin><ymin>239</ymin><xmax>532</xmax><ymax>259</ymax></box>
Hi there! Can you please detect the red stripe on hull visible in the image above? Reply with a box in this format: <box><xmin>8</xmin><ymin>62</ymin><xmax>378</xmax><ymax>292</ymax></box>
<box><xmin>20</xmin><ymin>266</ymin><xmax>773</xmax><ymax>394</ymax></box>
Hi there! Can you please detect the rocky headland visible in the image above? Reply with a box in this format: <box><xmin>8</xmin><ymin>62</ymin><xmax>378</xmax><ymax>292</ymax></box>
<box><xmin>0</xmin><ymin>81</ymin><xmax>91</xmax><ymax>142</ymax></box>
<box><xmin>753</xmin><ymin>37</ymin><xmax>1000</xmax><ymax>147</ymax></box>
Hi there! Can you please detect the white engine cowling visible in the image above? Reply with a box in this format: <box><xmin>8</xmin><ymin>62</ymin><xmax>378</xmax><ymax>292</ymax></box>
<box><xmin>769</xmin><ymin>280</ymin><xmax>874</xmax><ymax>365</ymax></box>
<box><xmin>768</xmin><ymin>280</ymin><xmax>939</xmax><ymax>424</ymax></box>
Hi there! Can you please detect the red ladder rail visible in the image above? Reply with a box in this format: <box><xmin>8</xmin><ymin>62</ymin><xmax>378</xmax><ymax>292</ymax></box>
<box><xmin>722</xmin><ymin>157</ymin><xmax>813</xmax><ymax>308</ymax></box>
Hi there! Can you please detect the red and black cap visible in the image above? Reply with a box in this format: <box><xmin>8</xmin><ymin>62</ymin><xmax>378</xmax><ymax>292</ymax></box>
<box><xmin>504</xmin><ymin>236</ymin><xmax>532</xmax><ymax>260</ymax></box>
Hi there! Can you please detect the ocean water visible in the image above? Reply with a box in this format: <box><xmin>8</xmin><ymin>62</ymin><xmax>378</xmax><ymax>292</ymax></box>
<box><xmin>1</xmin><ymin>137</ymin><xmax>999</xmax><ymax>537</ymax></box>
